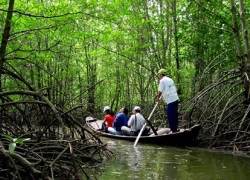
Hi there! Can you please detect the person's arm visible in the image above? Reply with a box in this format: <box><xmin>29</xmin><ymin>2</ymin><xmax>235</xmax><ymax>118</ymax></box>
<box><xmin>141</xmin><ymin>115</ymin><xmax>146</xmax><ymax>124</ymax></box>
<box><xmin>157</xmin><ymin>79</ymin><xmax>164</xmax><ymax>101</ymax></box>
<box><xmin>113</xmin><ymin>115</ymin><xmax>120</xmax><ymax>127</ymax></box>
<box><xmin>127</xmin><ymin>115</ymin><xmax>134</xmax><ymax>128</ymax></box>
<box><xmin>103</xmin><ymin>115</ymin><xmax>107</xmax><ymax>124</ymax></box>
<box><xmin>157</xmin><ymin>91</ymin><xmax>162</xmax><ymax>102</ymax></box>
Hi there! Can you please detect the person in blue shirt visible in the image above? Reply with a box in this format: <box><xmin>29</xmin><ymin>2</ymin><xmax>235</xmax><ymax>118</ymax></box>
<box><xmin>108</xmin><ymin>107</ymin><xmax>129</xmax><ymax>135</ymax></box>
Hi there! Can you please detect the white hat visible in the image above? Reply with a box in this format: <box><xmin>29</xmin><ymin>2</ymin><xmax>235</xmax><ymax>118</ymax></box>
<box><xmin>103</xmin><ymin>106</ymin><xmax>110</xmax><ymax>113</ymax></box>
<box><xmin>133</xmin><ymin>106</ymin><xmax>141</xmax><ymax>111</ymax></box>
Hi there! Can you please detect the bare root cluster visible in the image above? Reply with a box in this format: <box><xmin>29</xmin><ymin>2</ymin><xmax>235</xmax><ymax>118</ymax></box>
<box><xmin>0</xmin><ymin>87</ymin><xmax>113</xmax><ymax>179</ymax></box>
<box><xmin>181</xmin><ymin>69</ymin><xmax>250</xmax><ymax>154</ymax></box>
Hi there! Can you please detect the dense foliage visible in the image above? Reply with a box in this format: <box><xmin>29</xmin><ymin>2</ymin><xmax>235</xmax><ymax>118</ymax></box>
<box><xmin>0</xmin><ymin>0</ymin><xmax>250</xmax><ymax>171</ymax></box>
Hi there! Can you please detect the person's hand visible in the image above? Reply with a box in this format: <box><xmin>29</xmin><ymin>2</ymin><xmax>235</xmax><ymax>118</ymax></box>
<box><xmin>154</xmin><ymin>95</ymin><xmax>158</xmax><ymax>101</ymax></box>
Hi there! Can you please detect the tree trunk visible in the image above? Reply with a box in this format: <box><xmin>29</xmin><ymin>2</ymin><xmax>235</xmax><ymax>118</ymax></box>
<box><xmin>172</xmin><ymin>0</ymin><xmax>181</xmax><ymax>94</ymax></box>
<box><xmin>238</xmin><ymin>0</ymin><xmax>250</xmax><ymax>99</ymax></box>
<box><xmin>192</xmin><ymin>1</ymin><xmax>205</xmax><ymax>94</ymax></box>
<box><xmin>230</xmin><ymin>0</ymin><xmax>249</xmax><ymax>99</ymax></box>
<box><xmin>86</xmin><ymin>63</ymin><xmax>96</xmax><ymax>114</ymax></box>
<box><xmin>238</xmin><ymin>0</ymin><xmax>250</xmax><ymax>65</ymax></box>
<box><xmin>85</xmin><ymin>42</ymin><xmax>96</xmax><ymax>114</ymax></box>
<box><xmin>230</xmin><ymin>0</ymin><xmax>245</xmax><ymax>67</ymax></box>
<box><xmin>0</xmin><ymin>0</ymin><xmax>15</xmax><ymax>93</ymax></box>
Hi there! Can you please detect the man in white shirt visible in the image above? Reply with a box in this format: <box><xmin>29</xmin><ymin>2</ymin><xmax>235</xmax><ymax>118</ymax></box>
<box><xmin>157</xmin><ymin>69</ymin><xmax>179</xmax><ymax>133</ymax></box>
<box><xmin>121</xmin><ymin>106</ymin><xmax>145</xmax><ymax>136</ymax></box>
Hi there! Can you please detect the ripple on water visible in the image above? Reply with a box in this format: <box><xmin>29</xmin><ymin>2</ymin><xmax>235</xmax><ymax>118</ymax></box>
<box><xmin>99</xmin><ymin>137</ymin><xmax>250</xmax><ymax>180</ymax></box>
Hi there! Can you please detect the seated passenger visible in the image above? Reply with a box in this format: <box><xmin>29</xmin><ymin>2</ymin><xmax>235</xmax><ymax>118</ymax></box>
<box><xmin>102</xmin><ymin>106</ymin><xmax>115</xmax><ymax>132</ymax></box>
<box><xmin>121</xmin><ymin>106</ymin><xmax>145</xmax><ymax>136</ymax></box>
<box><xmin>108</xmin><ymin>107</ymin><xmax>129</xmax><ymax>135</ymax></box>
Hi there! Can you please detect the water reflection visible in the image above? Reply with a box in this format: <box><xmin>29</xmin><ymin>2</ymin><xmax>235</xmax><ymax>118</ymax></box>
<box><xmin>100</xmin><ymin>138</ymin><xmax>250</xmax><ymax>180</ymax></box>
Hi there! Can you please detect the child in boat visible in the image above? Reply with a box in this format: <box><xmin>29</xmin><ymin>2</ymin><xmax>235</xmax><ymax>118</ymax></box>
<box><xmin>102</xmin><ymin>106</ymin><xmax>115</xmax><ymax>132</ymax></box>
<box><xmin>108</xmin><ymin>107</ymin><xmax>129</xmax><ymax>135</ymax></box>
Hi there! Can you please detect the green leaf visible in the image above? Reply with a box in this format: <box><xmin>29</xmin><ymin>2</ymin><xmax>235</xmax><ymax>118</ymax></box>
<box><xmin>4</xmin><ymin>135</ymin><xmax>14</xmax><ymax>142</ymax></box>
<box><xmin>9</xmin><ymin>143</ymin><xmax>16</xmax><ymax>154</ymax></box>
<box><xmin>15</xmin><ymin>138</ymin><xmax>30</xmax><ymax>145</ymax></box>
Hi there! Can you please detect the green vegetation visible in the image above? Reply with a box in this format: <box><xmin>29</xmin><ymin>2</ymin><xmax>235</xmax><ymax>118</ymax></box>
<box><xmin>0</xmin><ymin>0</ymin><xmax>250</xmax><ymax>179</ymax></box>
<box><xmin>1</xmin><ymin>0</ymin><xmax>248</xmax><ymax>109</ymax></box>
<box><xmin>3</xmin><ymin>135</ymin><xmax>30</xmax><ymax>154</ymax></box>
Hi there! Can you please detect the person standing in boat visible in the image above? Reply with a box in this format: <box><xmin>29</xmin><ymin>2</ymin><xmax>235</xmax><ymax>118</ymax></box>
<box><xmin>108</xmin><ymin>107</ymin><xmax>129</xmax><ymax>135</ymax></box>
<box><xmin>121</xmin><ymin>106</ymin><xmax>145</xmax><ymax>136</ymax></box>
<box><xmin>102</xmin><ymin>106</ymin><xmax>115</xmax><ymax>132</ymax></box>
<box><xmin>157</xmin><ymin>69</ymin><xmax>179</xmax><ymax>133</ymax></box>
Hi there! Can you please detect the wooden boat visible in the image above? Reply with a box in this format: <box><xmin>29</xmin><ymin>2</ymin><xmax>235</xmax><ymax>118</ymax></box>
<box><xmin>85</xmin><ymin>117</ymin><xmax>201</xmax><ymax>147</ymax></box>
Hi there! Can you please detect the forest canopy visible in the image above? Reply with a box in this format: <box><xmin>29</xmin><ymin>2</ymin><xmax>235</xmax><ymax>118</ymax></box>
<box><xmin>1</xmin><ymin>0</ymin><xmax>228</xmax><ymax>110</ymax></box>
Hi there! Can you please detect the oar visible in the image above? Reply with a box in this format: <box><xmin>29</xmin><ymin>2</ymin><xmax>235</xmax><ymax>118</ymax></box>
<box><xmin>134</xmin><ymin>95</ymin><xmax>162</xmax><ymax>148</ymax></box>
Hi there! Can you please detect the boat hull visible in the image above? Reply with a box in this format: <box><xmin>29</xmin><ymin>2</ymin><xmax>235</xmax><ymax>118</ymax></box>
<box><xmin>86</xmin><ymin>119</ymin><xmax>200</xmax><ymax>146</ymax></box>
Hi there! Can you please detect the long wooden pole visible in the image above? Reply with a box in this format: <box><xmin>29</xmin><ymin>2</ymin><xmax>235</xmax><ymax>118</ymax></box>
<box><xmin>134</xmin><ymin>95</ymin><xmax>162</xmax><ymax>147</ymax></box>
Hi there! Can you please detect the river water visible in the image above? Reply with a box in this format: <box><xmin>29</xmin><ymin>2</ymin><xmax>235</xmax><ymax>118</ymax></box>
<box><xmin>98</xmin><ymin>138</ymin><xmax>250</xmax><ymax>180</ymax></box>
